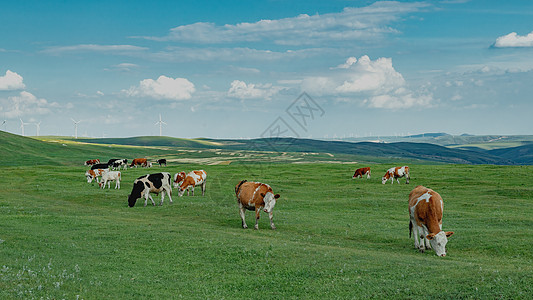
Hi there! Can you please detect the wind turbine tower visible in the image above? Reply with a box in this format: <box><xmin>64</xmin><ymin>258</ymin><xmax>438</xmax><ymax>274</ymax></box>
<box><xmin>20</xmin><ymin>118</ymin><xmax>26</xmax><ymax>136</ymax></box>
<box><xmin>35</xmin><ymin>121</ymin><xmax>41</xmax><ymax>136</ymax></box>
<box><xmin>155</xmin><ymin>114</ymin><xmax>166</xmax><ymax>137</ymax></box>
<box><xmin>71</xmin><ymin>118</ymin><xmax>81</xmax><ymax>139</ymax></box>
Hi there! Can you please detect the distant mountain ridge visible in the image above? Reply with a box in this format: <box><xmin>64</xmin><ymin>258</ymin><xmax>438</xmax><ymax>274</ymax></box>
<box><xmin>76</xmin><ymin>135</ymin><xmax>524</xmax><ymax>165</ymax></box>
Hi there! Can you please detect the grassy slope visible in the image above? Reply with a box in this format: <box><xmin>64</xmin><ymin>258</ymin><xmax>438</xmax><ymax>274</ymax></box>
<box><xmin>0</xmin><ymin>131</ymin><xmax>174</xmax><ymax>166</ymax></box>
<box><xmin>0</xmin><ymin>134</ymin><xmax>532</xmax><ymax>298</ymax></box>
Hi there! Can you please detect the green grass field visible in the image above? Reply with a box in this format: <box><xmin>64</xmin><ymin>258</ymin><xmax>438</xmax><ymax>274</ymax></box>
<box><xmin>1</xmin><ymin>132</ymin><xmax>532</xmax><ymax>298</ymax></box>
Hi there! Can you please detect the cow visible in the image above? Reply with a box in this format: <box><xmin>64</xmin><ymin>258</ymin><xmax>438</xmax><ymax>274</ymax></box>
<box><xmin>107</xmin><ymin>158</ymin><xmax>120</xmax><ymax>166</ymax></box>
<box><xmin>130</xmin><ymin>158</ymin><xmax>147</xmax><ymax>168</ymax></box>
<box><xmin>157</xmin><ymin>159</ymin><xmax>167</xmax><ymax>167</ymax></box>
<box><xmin>99</xmin><ymin>171</ymin><xmax>121</xmax><ymax>189</ymax></box>
<box><xmin>352</xmin><ymin>167</ymin><xmax>371</xmax><ymax>179</ymax></box>
<box><xmin>382</xmin><ymin>166</ymin><xmax>410</xmax><ymax>184</ymax></box>
<box><xmin>409</xmin><ymin>185</ymin><xmax>454</xmax><ymax>256</ymax></box>
<box><xmin>90</xmin><ymin>163</ymin><xmax>110</xmax><ymax>171</ymax></box>
<box><xmin>85</xmin><ymin>169</ymin><xmax>106</xmax><ymax>183</ymax></box>
<box><xmin>84</xmin><ymin>159</ymin><xmax>100</xmax><ymax>166</ymax></box>
<box><xmin>177</xmin><ymin>170</ymin><xmax>207</xmax><ymax>197</ymax></box>
<box><xmin>235</xmin><ymin>180</ymin><xmax>280</xmax><ymax>230</ymax></box>
<box><xmin>111</xmin><ymin>159</ymin><xmax>128</xmax><ymax>170</ymax></box>
<box><xmin>173</xmin><ymin>171</ymin><xmax>186</xmax><ymax>188</ymax></box>
<box><xmin>128</xmin><ymin>172</ymin><xmax>173</xmax><ymax>207</ymax></box>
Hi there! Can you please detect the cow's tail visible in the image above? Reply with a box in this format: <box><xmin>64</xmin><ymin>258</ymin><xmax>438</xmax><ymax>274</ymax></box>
<box><xmin>235</xmin><ymin>180</ymin><xmax>247</xmax><ymax>196</ymax></box>
<box><xmin>409</xmin><ymin>221</ymin><xmax>413</xmax><ymax>238</ymax></box>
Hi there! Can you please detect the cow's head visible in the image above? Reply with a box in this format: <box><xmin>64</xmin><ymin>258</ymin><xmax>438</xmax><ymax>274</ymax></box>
<box><xmin>85</xmin><ymin>171</ymin><xmax>94</xmax><ymax>183</ymax></box>
<box><xmin>261</xmin><ymin>192</ymin><xmax>280</xmax><ymax>213</ymax></box>
<box><xmin>173</xmin><ymin>172</ymin><xmax>186</xmax><ymax>188</ymax></box>
<box><xmin>381</xmin><ymin>176</ymin><xmax>388</xmax><ymax>184</ymax></box>
<box><xmin>128</xmin><ymin>181</ymin><xmax>145</xmax><ymax>207</ymax></box>
<box><xmin>427</xmin><ymin>231</ymin><xmax>454</xmax><ymax>256</ymax></box>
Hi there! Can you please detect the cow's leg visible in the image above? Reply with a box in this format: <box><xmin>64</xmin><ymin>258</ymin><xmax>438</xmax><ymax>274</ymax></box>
<box><xmin>147</xmin><ymin>194</ymin><xmax>156</xmax><ymax>206</ymax></box>
<box><xmin>107</xmin><ymin>181</ymin><xmax>111</xmax><ymax>189</ymax></box>
<box><xmin>268</xmin><ymin>211</ymin><xmax>276</xmax><ymax>230</ymax></box>
<box><xmin>391</xmin><ymin>177</ymin><xmax>394</xmax><ymax>184</ymax></box>
<box><xmin>417</xmin><ymin>225</ymin><xmax>426</xmax><ymax>252</ymax></box>
<box><xmin>411</xmin><ymin>219</ymin><xmax>420</xmax><ymax>250</ymax></box>
<box><xmin>254</xmin><ymin>208</ymin><xmax>260</xmax><ymax>230</ymax></box>
<box><xmin>144</xmin><ymin>193</ymin><xmax>149</xmax><ymax>207</ymax></box>
<box><xmin>159</xmin><ymin>191</ymin><xmax>165</xmax><ymax>206</ymax></box>
<box><xmin>396</xmin><ymin>178</ymin><xmax>400</xmax><ymax>184</ymax></box>
<box><xmin>191</xmin><ymin>186</ymin><xmax>195</xmax><ymax>196</ymax></box>
<box><xmin>239</xmin><ymin>203</ymin><xmax>247</xmax><ymax>229</ymax></box>
<box><xmin>201</xmin><ymin>182</ymin><xmax>206</xmax><ymax>196</ymax></box>
<box><xmin>166</xmin><ymin>188</ymin><xmax>173</xmax><ymax>204</ymax></box>
<box><xmin>421</xmin><ymin>225</ymin><xmax>431</xmax><ymax>250</ymax></box>
<box><xmin>187</xmin><ymin>187</ymin><xmax>190</xmax><ymax>196</ymax></box>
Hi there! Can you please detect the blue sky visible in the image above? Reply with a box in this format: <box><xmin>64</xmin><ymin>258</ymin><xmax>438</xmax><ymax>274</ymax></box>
<box><xmin>1</xmin><ymin>0</ymin><xmax>533</xmax><ymax>138</ymax></box>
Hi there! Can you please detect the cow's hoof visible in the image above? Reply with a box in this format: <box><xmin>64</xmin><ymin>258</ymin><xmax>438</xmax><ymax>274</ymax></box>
<box><xmin>271</xmin><ymin>226</ymin><xmax>276</xmax><ymax>230</ymax></box>
<box><xmin>254</xmin><ymin>226</ymin><xmax>259</xmax><ymax>230</ymax></box>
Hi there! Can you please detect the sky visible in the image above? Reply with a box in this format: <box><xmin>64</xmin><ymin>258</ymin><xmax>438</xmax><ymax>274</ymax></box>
<box><xmin>1</xmin><ymin>0</ymin><xmax>533</xmax><ymax>139</ymax></box>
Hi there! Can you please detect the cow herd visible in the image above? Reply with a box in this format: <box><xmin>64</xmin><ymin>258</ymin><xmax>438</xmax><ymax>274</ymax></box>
<box><xmin>83</xmin><ymin>159</ymin><xmax>452</xmax><ymax>256</ymax></box>
<box><xmin>352</xmin><ymin>166</ymin><xmax>454</xmax><ymax>257</ymax></box>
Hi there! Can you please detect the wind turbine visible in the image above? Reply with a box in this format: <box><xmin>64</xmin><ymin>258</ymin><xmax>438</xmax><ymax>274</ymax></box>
<box><xmin>155</xmin><ymin>114</ymin><xmax>166</xmax><ymax>137</ymax></box>
<box><xmin>35</xmin><ymin>121</ymin><xmax>41</xmax><ymax>136</ymax></box>
<box><xmin>20</xmin><ymin>118</ymin><xmax>26</xmax><ymax>136</ymax></box>
<box><xmin>71</xmin><ymin>118</ymin><xmax>81</xmax><ymax>139</ymax></box>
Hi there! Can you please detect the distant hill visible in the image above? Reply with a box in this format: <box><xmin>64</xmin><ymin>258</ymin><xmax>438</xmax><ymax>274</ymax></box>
<box><xmin>69</xmin><ymin>135</ymin><xmax>517</xmax><ymax>165</ymax></box>
<box><xmin>488</xmin><ymin>144</ymin><xmax>533</xmax><ymax>165</ymax></box>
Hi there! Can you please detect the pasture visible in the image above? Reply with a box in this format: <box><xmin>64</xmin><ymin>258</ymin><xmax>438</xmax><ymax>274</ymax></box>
<box><xmin>1</xmin><ymin>159</ymin><xmax>532</xmax><ymax>298</ymax></box>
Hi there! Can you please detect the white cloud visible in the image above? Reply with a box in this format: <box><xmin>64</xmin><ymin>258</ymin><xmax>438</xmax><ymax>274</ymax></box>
<box><xmin>1</xmin><ymin>91</ymin><xmax>59</xmax><ymax>118</ymax></box>
<box><xmin>227</xmin><ymin>80</ymin><xmax>282</xmax><ymax>100</ymax></box>
<box><xmin>0</xmin><ymin>70</ymin><xmax>25</xmax><ymax>90</ymax></box>
<box><xmin>42</xmin><ymin>44</ymin><xmax>148</xmax><ymax>55</ymax></box>
<box><xmin>141</xmin><ymin>2</ymin><xmax>430</xmax><ymax>45</ymax></box>
<box><xmin>493</xmin><ymin>31</ymin><xmax>533</xmax><ymax>48</ymax></box>
<box><xmin>124</xmin><ymin>75</ymin><xmax>195</xmax><ymax>100</ymax></box>
<box><xmin>302</xmin><ymin>55</ymin><xmax>433</xmax><ymax>109</ymax></box>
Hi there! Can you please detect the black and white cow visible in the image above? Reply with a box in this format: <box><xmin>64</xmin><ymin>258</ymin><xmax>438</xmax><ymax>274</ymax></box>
<box><xmin>127</xmin><ymin>172</ymin><xmax>173</xmax><ymax>207</ymax></box>
<box><xmin>111</xmin><ymin>159</ymin><xmax>128</xmax><ymax>170</ymax></box>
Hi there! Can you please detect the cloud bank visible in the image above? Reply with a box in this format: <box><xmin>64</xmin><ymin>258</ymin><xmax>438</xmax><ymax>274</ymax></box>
<box><xmin>124</xmin><ymin>75</ymin><xmax>195</xmax><ymax>100</ymax></box>
<box><xmin>493</xmin><ymin>31</ymin><xmax>533</xmax><ymax>48</ymax></box>
<box><xmin>143</xmin><ymin>2</ymin><xmax>429</xmax><ymax>45</ymax></box>
<box><xmin>0</xmin><ymin>70</ymin><xmax>25</xmax><ymax>90</ymax></box>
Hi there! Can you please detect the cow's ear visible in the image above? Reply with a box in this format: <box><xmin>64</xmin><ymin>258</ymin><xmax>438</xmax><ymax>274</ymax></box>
<box><xmin>445</xmin><ymin>231</ymin><xmax>454</xmax><ymax>238</ymax></box>
<box><xmin>260</xmin><ymin>193</ymin><xmax>265</xmax><ymax>198</ymax></box>
<box><xmin>426</xmin><ymin>233</ymin><xmax>436</xmax><ymax>240</ymax></box>
<box><xmin>274</xmin><ymin>194</ymin><xmax>280</xmax><ymax>199</ymax></box>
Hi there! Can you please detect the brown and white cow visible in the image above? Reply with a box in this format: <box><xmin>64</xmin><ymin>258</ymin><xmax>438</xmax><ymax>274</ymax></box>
<box><xmin>130</xmin><ymin>158</ymin><xmax>147</xmax><ymax>168</ymax></box>
<box><xmin>128</xmin><ymin>172</ymin><xmax>173</xmax><ymax>207</ymax></box>
<box><xmin>177</xmin><ymin>170</ymin><xmax>206</xmax><ymax>197</ymax></box>
<box><xmin>173</xmin><ymin>171</ymin><xmax>186</xmax><ymax>188</ymax></box>
<box><xmin>85</xmin><ymin>169</ymin><xmax>106</xmax><ymax>183</ymax></box>
<box><xmin>382</xmin><ymin>166</ymin><xmax>410</xmax><ymax>184</ymax></box>
<box><xmin>235</xmin><ymin>180</ymin><xmax>280</xmax><ymax>230</ymax></box>
<box><xmin>84</xmin><ymin>159</ymin><xmax>100</xmax><ymax>166</ymax></box>
<box><xmin>352</xmin><ymin>167</ymin><xmax>371</xmax><ymax>179</ymax></box>
<box><xmin>409</xmin><ymin>185</ymin><xmax>454</xmax><ymax>256</ymax></box>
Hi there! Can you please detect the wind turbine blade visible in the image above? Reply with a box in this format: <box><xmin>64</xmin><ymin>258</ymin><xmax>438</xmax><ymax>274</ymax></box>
<box><xmin>161</xmin><ymin>121</ymin><xmax>167</xmax><ymax>125</ymax></box>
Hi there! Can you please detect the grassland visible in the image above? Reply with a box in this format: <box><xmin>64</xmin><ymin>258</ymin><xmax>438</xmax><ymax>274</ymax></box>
<box><xmin>1</xmin><ymin>132</ymin><xmax>532</xmax><ymax>298</ymax></box>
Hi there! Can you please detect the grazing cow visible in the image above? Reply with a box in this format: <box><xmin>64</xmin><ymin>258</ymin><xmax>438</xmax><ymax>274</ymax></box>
<box><xmin>177</xmin><ymin>170</ymin><xmax>207</xmax><ymax>197</ymax></box>
<box><xmin>128</xmin><ymin>172</ymin><xmax>173</xmax><ymax>207</ymax></box>
<box><xmin>382</xmin><ymin>166</ymin><xmax>410</xmax><ymax>184</ymax></box>
<box><xmin>91</xmin><ymin>163</ymin><xmax>110</xmax><ymax>171</ymax></box>
<box><xmin>235</xmin><ymin>180</ymin><xmax>280</xmax><ymax>230</ymax></box>
<box><xmin>173</xmin><ymin>171</ymin><xmax>186</xmax><ymax>188</ymax></box>
<box><xmin>409</xmin><ymin>185</ymin><xmax>454</xmax><ymax>256</ymax></box>
<box><xmin>352</xmin><ymin>167</ymin><xmax>371</xmax><ymax>179</ymax></box>
<box><xmin>85</xmin><ymin>169</ymin><xmax>106</xmax><ymax>183</ymax></box>
<box><xmin>107</xmin><ymin>158</ymin><xmax>120</xmax><ymax>166</ymax></box>
<box><xmin>157</xmin><ymin>159</ymin><xmax>167</xmax><ymax>167</ymax></box>
<box><xmin>130</xmin><ymin>158</ymin><xmax>147</xmax><ymax>168</ymax></box>
<box><xmin>84</xmin><ymin>159</ymin><xmax>100</xmax><ymax>166</ymax></box>
<box><xmin>99</xmin><ymin>171</ymin><xmax>121</xmax><ymax>189</ymax></box>
<box><xmin>111</xmin><ymin>159</ymin><xmax>128</xmax><ymax>170</ymax></box>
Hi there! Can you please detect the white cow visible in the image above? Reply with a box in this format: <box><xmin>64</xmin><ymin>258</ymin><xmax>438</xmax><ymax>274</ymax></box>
<box><xmin>99</xmin><ymin>171</ymin><xmax>121</xmax><ymax>189</ymax></box>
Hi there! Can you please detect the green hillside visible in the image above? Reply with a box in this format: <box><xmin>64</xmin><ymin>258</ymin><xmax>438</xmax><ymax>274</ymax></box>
<box><xmin>0</xmin><ymin>131</ymin><xmax>172</xmax><ymax>166</ymax></box>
